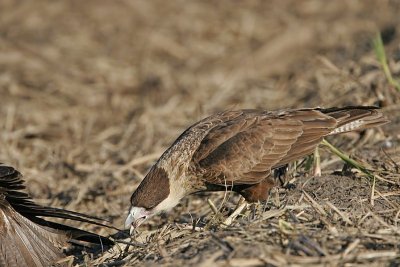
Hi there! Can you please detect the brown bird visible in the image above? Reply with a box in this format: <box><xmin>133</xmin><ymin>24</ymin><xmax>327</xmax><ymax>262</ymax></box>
<box><xmin>0</xmin><ymin>165</ymin><xmax>114</xmax><ymax>267</ymax></box>
<box><xmin>125</xmin><ymin>106</ymin><xmax>388</xmax><ymax>232</ymax></box>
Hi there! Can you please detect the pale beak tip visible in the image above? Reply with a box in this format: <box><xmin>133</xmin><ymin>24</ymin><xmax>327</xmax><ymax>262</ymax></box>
<box><xmin>124</xmin><ymin>213</ymin><xmax>134</xmax><ymax>229</ymax></box>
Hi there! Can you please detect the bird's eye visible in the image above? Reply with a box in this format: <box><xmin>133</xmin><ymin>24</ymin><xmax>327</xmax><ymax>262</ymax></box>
<box><xmin>138</xmin><ymin>215</ymin><xmax>147</xmax><ymax>223</ymax></box>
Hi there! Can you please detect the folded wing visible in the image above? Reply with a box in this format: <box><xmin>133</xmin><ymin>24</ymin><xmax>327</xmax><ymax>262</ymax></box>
<box><xmin>191</xmin><ymin>109</ymin><xmax>338</xmax><ymax>185</ymax></box>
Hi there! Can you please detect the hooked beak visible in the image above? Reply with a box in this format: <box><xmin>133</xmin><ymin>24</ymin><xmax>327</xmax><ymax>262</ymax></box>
<box><xmin>124</xmin><ymin>207</ymin><xmax>149</xmax><ymax>235</ymax></box>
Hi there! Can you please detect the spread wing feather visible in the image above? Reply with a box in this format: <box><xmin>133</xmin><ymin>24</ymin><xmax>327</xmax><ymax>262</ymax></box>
<box><xmin>0</xmin><ymin>206</ymin><xmax>65</xmax><ymax>267</ymax></box>
<box><xmin>0</xmin><ymin>166</ymin><xmax>107</xmax><ymax>225</ymax></box>
<box><xmin>0</xmin><ymin>165</ymin><xmax>114</xmax><ymax>267</ymax></box>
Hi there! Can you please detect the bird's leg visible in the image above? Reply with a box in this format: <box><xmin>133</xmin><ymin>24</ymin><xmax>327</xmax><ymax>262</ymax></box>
<box><xmin>224</xmin><ymin>177</ymin><xmax>276</xmax><ymax>227</ymax></box>
<box><xmin>274</xmin><ymin>164</ymin><xmax>289</xmax><ymax>186</ymax></box>
<box><xmin>239</xmin><ymin>177</ymin><xmax>275</xmax><ymax>202</ymax></box>
<box><xmin>313</xmin><ymin>146</ymin><xmax>321</xmax><ymax>176</ymax></box>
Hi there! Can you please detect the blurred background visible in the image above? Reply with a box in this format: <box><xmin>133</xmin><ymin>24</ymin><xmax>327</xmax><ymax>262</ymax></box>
<box><xmin>1</xmin><ymin>1</ymin><xmax>400</xmax><ymax>265</ymax></box>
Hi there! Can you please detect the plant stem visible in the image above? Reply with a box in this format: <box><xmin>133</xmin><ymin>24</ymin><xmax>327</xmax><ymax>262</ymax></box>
<box><xmin>320</xmin><ymin>139</ymin><xmax>374</xmax><ymax>180</ymax></box>
<box><xmin>373</xmin><ymin>33</ymin><xmax>400</xmax><ymax>92</ymax></box>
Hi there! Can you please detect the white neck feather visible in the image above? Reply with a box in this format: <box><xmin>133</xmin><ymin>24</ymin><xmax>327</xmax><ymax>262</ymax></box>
<box><xmin>153</xmin><ymin>178</ymin><xmax>185</xmax><ymax>213</ymax></box>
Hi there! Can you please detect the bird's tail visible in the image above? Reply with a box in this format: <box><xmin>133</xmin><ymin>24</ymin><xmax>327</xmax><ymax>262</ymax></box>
<box><xmin>319</xmin><ymin>106</ymin><xmax>389</xmax><ymax>135</ymax></box>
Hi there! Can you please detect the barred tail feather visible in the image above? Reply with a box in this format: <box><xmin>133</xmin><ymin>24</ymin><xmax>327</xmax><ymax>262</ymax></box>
<box><xmin>319</xmin><ymin>106</ymin><xmax>389</xmax><ymax>135</ymax></box>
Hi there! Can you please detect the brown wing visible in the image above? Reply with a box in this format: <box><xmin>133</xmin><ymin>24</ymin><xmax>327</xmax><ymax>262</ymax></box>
<box><xmin>0</xmin><ymin>202</ymin><xmax>66</xmax><ymax>267</ymax></box>
<box><xmin>0</xmin><ymin>165</ymin><xmax>114</xmax><ymax>267</ymax></box>
<box><xmin>191</xmin><ymin>109</ymin><xmax>338</xmax><ymax>185</ymax></box>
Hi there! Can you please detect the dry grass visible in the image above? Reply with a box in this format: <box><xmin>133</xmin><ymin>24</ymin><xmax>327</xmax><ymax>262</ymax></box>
<box><xmin>1</xmin><ymin>1</ymin><xmax>400</xmax><ymax>266</ymax></box>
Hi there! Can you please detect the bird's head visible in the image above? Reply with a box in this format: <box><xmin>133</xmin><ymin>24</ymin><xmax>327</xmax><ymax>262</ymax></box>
<box><xmin>124</xmin><ymin>206</ymin><xmax>152</xmax><ymax>234</ymax></box>
<box><xmin>124</xmin><ymin>166</ymin><xmax>182</xmax><ymax>234</ymax></box>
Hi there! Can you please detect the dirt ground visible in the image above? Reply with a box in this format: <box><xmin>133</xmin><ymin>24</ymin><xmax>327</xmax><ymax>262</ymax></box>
<box><xmin>1</xmin><ymin>1</ymin><xmax>400</xmax><ymax>266</ymax></box>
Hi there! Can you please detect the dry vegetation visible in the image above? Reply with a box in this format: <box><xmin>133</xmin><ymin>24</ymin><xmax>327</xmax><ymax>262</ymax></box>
<box><xmin>1</xmin><ymin>1</ymin><xmax>400</xmax><ymax>266</ymax></box>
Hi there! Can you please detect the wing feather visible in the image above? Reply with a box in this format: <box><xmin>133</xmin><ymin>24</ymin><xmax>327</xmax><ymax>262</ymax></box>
<box><xmin>0</xmin><ymin>165</ymin><xmax>114</xmax><ymax>267</ymax></box>
<box><xmin>191</xmin><ymin>109</ymin><xmax>339</xmax><ymax>185</ymax></box>
<box><xmin>0</xmin><ymin>201</ymin><xmax>65</xmax><ymax>267</ymax></box>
